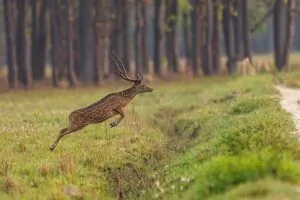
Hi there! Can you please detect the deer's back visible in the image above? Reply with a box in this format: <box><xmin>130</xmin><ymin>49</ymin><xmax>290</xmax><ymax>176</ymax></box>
<box><xmin>69</xmin><ymin>93</ymin><xmax>128</xmax><ymax>124</ymax></box>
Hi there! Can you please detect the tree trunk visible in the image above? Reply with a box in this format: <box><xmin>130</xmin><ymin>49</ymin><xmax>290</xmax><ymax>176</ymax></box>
<box><xmin>212</xmin><ymin>0</ymin><xmax>220</xmax><ymax>74</ymax></box>
<box><xmin>182</xmin><ymin>11</ymin><xmax>191</xmax><ymax>73</ymax></box>
<box><xmin>94</xmin><ymin>0</ymin><xmax>110</xmax><ymax>84</ymax></box>
<box><xmin>3</xmin><ymin>0</ymin><xmax>18</xmax><ymax>89</ymax></box>
<box><xmin>222</xmin><ymin>0</ymin><xmax>236</xmax><ymax>74</ymax></box>
<box><xmin>79</xmin><ymin>0</ymin><xmax>93</xmax><ymax>84</ymax></box>
<box><xmin>153</xmin><ymin>0</ymin><xmax>163</xmax><ymax>76</ymax></box>
<box><xmin>241</xmin><ymin>0</ymin><xmax>252</xmax><ymax>63</ymax></box>
<box><xmin>16</xmin><ymin>0</ymin><xmax>32</xmax><ymax>87</ymax></box>
<box><xmin>134</xmin><ymin>0</ymin><xmax>142</xmax><ymax>74</ymax></box>
<box><xmin>67</xmin><ymin>0</ymin><xmax>77</xmax><ymax>87</ymax></box>
<box><xmin>141</xmin><ymin>1</ymin><xmax>149</xmax><ymax>74</ymax></box>
<box><xmin>165</xmin><ymin>0</ymin><xmax>179</xmax><ymax>73</ymax></box>
<box><xmin>202</xmin><ymin>0</ymin><xmax>213</xmax><ymax>75</ymax></box>
<box><xmin>50</xmin><ymin>0</ymin><xmax>59</xmax><ymax>87</ymax></box>
<box><xmin>190</xmin><ymin>0</ymin><xmax>199</xmax><ymax>75</ymax></box>
<box><xmin>273</xmin><ymin>0</ymin><xmax>284</xmax><ymax>70</ymax></box>
<box><xmin>282</xmin><ymin>0</ymin><xmax>296</xmax><ymax>71</ymax></box>
<box><xmin>32</xmin><ymin>0</ymin><xmax>48</xmax><ymax>80</ymax></box>
<box><xmin>122</xmin><ymin>0</ymin><xmax>131</xmax><ymax>73</ymax></box>
<box><xmin>233</xmin><ymin>0</ymin><xmax>243</xmax><ymax>60</ymax></box>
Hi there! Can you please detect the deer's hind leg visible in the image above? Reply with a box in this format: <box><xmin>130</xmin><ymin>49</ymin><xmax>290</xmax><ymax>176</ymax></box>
<box><xmin>50</xmin><ymin>113</ymin><xmax>88</xmax><ymax>151</ymax></box>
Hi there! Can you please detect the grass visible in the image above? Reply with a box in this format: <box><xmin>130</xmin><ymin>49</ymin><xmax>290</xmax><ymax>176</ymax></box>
<box><xmin>0</xmin><ymin>73</ymin><xmax>300</xmax><ymax>199</ymax></box>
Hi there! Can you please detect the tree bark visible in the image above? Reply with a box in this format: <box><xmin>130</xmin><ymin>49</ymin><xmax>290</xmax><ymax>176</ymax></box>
<box><xmin>79</xmin><ymin>0</ymin><xmax>94</xmax><ymax>84</ymax></box>
<box><xmin>273</xmin><ymin>0</ymin><xmax>284</xmax><ymax>70</ymax></box>
<box><xmin>165</xmin><ymin>0</ymin><xmax>179</xmax><ymax>73</ymax></box>
<box><xmin>222</xmin><ymin>0</ymin><xmax>236</xmax><ymax>74</ymax></box>
<box><xmin>141</xmin><ymin>1</ymin><xmax>149</xmax><ymax>74</ymax></box>
<box><xmin>190</xmin><ymin>0</ymin><xmax>199</xmax><ymax>75</ymax></box>
<box><xmin>67</xmin><ymin>0</ymin><xmax>77</xmax><ymax>87</ymax></box>
<box><xmin>3</xmin><ymin>0</ymin><xmax>18</xmax><ymax>88</ymax></box>
<box><xmin>32</xmin><ymin>0</ymin><xmax>48</xmax><ymax>80</ymax></box>
<box><xmin>153</xmin><ymin>0</ymin><xmax>163</xmax><ymax>76</ymax></box>
<box><xmin>182</xmin><ymin>11</ymin><xmax>191</xmax><ymax>72</ymax></box>
<box><xmin>202</xmin><ymin>0</ymin><xmax>213</xmax><ymax>75</ymax></box>
<box><xmin>233</xmin><ymin>0</ymin><xmax>243</xmax><ymax>60</ymax></box>
<box><xmin>134</xmin><ymin>0</ymin><xmax>142</xmax><ymax>74</ymax></box>
<box><xmin>282</xmin><ymin>0</ymin><xmax>296</xmax><ymax>71</ymax></box>
<box><xmin>94</xmin><ymin>0</ymin><xmax>110</xmax><ymax>84</ymax></box>
<box><xmin>241</xmin><ymin>0</ymin><xmax>252</xmax><ymax>63</ymax></box>
<box><xmin>16</xmin><ymin>0</ymin><xmax>32</xmax><ymax>87</ymax></box>
<box><xmin>50</xmin><ymin>0</ymin><xmax>59</xmax><ymax>87</ymax></box>
<box><xmin>122</xmin><ymin>0</ymin><xmax>131</xmax><ymax>73</ymax></box>
<box><xmin>212</xmin><ymin>0</ymin><xmax>220</xmax><ymax>74</ymax></box>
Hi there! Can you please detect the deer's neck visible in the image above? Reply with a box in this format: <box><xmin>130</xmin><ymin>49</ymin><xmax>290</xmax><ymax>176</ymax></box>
<box><xmin>120</xmin><ymin>86</ymin><xmax>137</xmax><ymax>100</ymax></box>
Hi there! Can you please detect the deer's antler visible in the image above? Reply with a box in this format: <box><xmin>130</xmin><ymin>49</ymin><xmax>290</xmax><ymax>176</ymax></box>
<box><xmin>110</xmin><ymin>51</ymin><xmax>143</xmax><ymax>83</ymax></box>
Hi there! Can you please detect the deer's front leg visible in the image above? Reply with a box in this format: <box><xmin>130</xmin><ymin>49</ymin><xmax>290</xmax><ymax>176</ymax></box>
<box><xmin>110</xmin><ymin>107</ymin><xmax>124</xmax><ymax>128</ymax></box>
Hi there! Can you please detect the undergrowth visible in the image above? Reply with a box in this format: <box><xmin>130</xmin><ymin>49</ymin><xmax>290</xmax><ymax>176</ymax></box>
<box><xmin>0</xmin><ymin>74</ymin><xmax>298</xmax><ymax>199</ymax></box>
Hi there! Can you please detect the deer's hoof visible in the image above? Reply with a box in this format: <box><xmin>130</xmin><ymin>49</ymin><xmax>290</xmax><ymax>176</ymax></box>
<box><xmin>110</xmin><ymin>122</ymin><xmax>117</xmax><ymax>128</ymax></box>
<box><xmin>49</xmin><ymin>146</ymin><xmax>55</xmax><ymax>151</ymax></box>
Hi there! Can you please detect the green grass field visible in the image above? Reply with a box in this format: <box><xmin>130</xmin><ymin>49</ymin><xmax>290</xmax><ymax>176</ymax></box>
<box><xmin>1</xmin><ymin>71</ymin><xmax>300</xmax><ymax>199</ymax></box>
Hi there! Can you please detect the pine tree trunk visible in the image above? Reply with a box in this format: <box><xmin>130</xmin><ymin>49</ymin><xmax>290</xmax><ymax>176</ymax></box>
<box><xmin>141</xmin><ymin>1</ymin><xmax>149</xmax><ymax>74</ymax></box>
<box><xmin>241</xmin><ymin>0</ymin><xmax>252</xmax><ymax>63</ymax></box>
<box><xmin>3</xmin><ymin>0</ymin><xmax>18</xmax><ymax>89</ymax></box>
<box><xmin>212</xmin><ymin>0</ymin><xmax>220</xmax><ymax>74</ymax></box>
<box><xmin>182</xmin><ymin>12</ymin><xmax>191</xmax><ymax>72</ymax></box>
<box><xmin>202</xmin><ymin>0</ymin><xmax>213</xmax><ymax>75</ymax></box>
<box><xmin>282</xmin><ymin>0</ymin><xmax>296</xmax><ymax>71</ymax></box>
<box><xmin>122</xmin><ymin>0</ymin><xmax>131</xmax><ymax>73</ymax></box>
<box><xmin>32</xmin><ymin>0</ymin><xmax>48</xmax><ymax>80</ymax></box>
<box><xmin>273</xmin><ymin>0</ymin><xmax>284</xmax><ymax>70</ymax></box>
<box><xmin>233</xmin><ymin>0</ymin><xmax>244</xmax><ymax>60</ymax></box>
<box><xmin>50</xmin><ymin>0</ymin><xmax>59</xmax><ymax>87</ymax></box>
<box><xmin>222</xmin><ymin>0</ymin><xmax>236</xmax><ymax>74</ymax></box>
<box><xmin>153</xmin><ymin>0</ymin><xmax>163</xmax><ymax>76</ymax></box>
<box><xmin>94</xmin><ymin>0</ymin><xmax>110</xmax><ymax>84</ymax></box>
<box><xmin>67</xmin><ymin>0</ymin><xmax>77</xmax><ymax>87</ymax></box>
<box><xmin>190</xmin><ymin>0</ymin><xmax>199</xmax><ymax>75</ymax></box>
<box><xmin>165</xmin><ymin>0</ymin><xmax>179</xmax><ymax>73</ymax></box>
<box><xmin>16</xmin><ymin>0</ymin><xmax>32</xmax><ymax>87</ymax></box>
<box><xmin>134</xmin><ymin>0</ymin><xmax>142</xmax><ymax>74</ymax></box>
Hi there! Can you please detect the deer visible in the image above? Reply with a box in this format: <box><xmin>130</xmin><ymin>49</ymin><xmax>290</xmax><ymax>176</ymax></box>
<box><xmin>49</xmin><ymin>51</ymin><xmax>153</xmax><ymax>151</ymax></box>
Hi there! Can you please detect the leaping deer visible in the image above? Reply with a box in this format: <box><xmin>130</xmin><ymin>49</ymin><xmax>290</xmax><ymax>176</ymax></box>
<box><xmin>49</xmin><ymin>51</ymin><xmax>153</xmax><ymax>151</ymax></box>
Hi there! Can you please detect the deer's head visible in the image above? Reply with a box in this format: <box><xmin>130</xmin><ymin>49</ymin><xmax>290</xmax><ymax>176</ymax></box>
<box><xmin>110</xmin><ymin>51</ymin><xmax>153</xmax><ymax>94</ymax></box>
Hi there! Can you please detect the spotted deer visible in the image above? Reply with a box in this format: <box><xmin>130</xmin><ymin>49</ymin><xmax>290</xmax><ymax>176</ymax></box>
<box><xmin>49</xmin><ymin>52</ymin><xmax>153</xmax><ymax>151</ymax></box>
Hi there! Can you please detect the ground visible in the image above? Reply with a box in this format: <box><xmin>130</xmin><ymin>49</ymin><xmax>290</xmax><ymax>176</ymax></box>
<box><xmin>1</xmin><ymin>56</ymin><xmax>300</xmax><ymax>199</ymax></box>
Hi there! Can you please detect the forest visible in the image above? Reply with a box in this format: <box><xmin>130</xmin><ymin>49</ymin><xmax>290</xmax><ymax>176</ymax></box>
<box><xmin>0</xmin><ymin>0</ymin><xmax>298</xmax><ymax>89</ymax></box>
<box><xmin>2</xmin><ymin>0</ymin><xmax>300</xmax><ymax>200</ymax></box>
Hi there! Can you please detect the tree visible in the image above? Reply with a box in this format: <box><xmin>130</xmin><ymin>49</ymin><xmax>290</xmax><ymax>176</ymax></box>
<box><xmin>122</xmin><ymin>0</ymin><xmax>131</xmax><ymax>72</ymax></box>
<box><xmin>3</xmin><ymin>0</ymin><xmax>18</xmax><ymax>88</ymax></box>
<box><xmin>165</xmin><ymin>0</ymin><xmax>179</xmax><ymax>73</ymax></box>
<box><xmin>212</xmin><ymin>0</ymin><xmax>220</xmax><ymax>74</ymax></box>
<box><xmin>273</xmin><ymin>0</ymin><xmax>284</xmax><ymax>70</ymax></box>
<box><xmin>32</xmin><ymin>0</ymin><xmax>49</xmax><ymax>80</ymax></box>
<box><xmin>94</xmin><ymin>0</ymin><xmax>110</xmax><ymax>84</ymax></box>
<box><xmin>222</xmin><ymin>0</ymin><xmax>236</xmax><ymax>74</ymax></box>
<box><xmin>50</xmin><ymin>0</ymin><xmax>59</xmax><ymax>87</ymax></box>
<box><xmin>190</xmin><ymin>0</ymin><xmax>204</xmax><ymax>76</ymax></box>
<box><xmin>67</xmin><ymin>0</ymin><xmax>77</xmax><ymax>87</ymax></box>
<box><xmin>282</xmin><ymin>0</ymin><xmax>296</xmax><ymax>71</ymax></box>
<box><xmin>241</xmin><ymin>0</ymin><xmax>252</xmax><ymax>63</ymax></box>
<box><xmin>79</xmin><ymin>0</ymin><xmax>94</xmax><ymax>84</ymax></box>
<box><xmin>141</xmin><ymin>0</ymin><xmax>149</xmax><ymax>74</ymax></box>
<box><xmin>153</xmin><ymin>0</ymin><xmax>163</xmax><ymax>76</ymax></box>
<box><xmin>134</xmin><ymin>0</ymin><xmax>142</xmax><ymax>74</ymax></box>
<box><xmin>16</xmin><ymin>0</ymin><xmax>32</xmax><ymax>87</ymax></box>
<box><xmin>202</xmin><ymin>0</ymin><xmax>213</xmax><ymax>75</ymax></box>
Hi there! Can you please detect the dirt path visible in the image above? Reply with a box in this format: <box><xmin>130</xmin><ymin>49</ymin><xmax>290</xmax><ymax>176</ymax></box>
<box><xmin>276</xmin><ymin>85</ymin><xmax>300</xmax><ymax>135</ymax></box>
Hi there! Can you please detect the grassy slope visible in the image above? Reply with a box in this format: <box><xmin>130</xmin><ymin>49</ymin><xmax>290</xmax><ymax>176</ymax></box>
<box><xmin>0</xmin><ymin>74</ymin><xmax>300</xmax><ymax>199</ymax></box>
